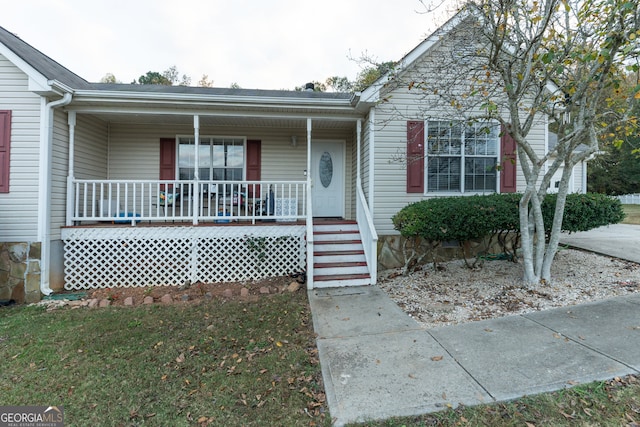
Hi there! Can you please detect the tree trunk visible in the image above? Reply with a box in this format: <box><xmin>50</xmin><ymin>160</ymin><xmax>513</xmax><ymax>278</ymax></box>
<box><xmin>519</xmin><ymin>187</ymin><xmax>539</xmax><ymax>284</ymax></box>
<box><xmin>541</xmin><ymin>161</ymin><xmax>574</xmax><ymax>281</ymax></box>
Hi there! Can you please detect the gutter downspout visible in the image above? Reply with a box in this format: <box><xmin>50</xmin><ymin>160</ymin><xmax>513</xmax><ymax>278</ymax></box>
<box><xmin>39</xmin><ymin>91</ymin><xmax>72</xmax><ymax>296</ymax></box>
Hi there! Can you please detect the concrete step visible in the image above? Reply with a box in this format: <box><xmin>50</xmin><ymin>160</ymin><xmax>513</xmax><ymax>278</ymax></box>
<box><xmin>313</xmin><ymin>273</ymin><xmax>372</xmax><ymax>288</ymax></box>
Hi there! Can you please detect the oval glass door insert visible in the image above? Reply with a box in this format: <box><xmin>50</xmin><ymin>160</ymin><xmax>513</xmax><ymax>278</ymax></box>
<box><xmin>319</xmin><ymin>152</ymin><xmax>333</xmax><ymax>188</ymax></box>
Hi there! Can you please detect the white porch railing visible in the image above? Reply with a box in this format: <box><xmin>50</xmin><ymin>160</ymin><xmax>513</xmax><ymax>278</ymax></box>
<box><xmin>356</xmin><ymin>185</ymin><xmax>378</xmax><ymax>284</ymax></box>
<box><xmin>69</xmin><ymin>180</ymin><xmax>306</xmax><ymax>225</ymax></box>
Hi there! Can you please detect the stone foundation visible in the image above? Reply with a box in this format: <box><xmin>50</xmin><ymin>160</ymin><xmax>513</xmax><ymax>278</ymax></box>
<box><xmin>0</xmin><ymin>242</ymin><xmax>41</xmax><ymax>304</ymax></box>
<box><xmin>377</xmin><ymin>234</ymin><xmax>515</xmax><ymax>271</ymax></box>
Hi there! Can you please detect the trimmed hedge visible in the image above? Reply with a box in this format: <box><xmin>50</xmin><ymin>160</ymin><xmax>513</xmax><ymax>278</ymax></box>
<box><xmin>393</xmin><ymin>192</ymin><xmax>624</xmax><ymax>244</ymax></box>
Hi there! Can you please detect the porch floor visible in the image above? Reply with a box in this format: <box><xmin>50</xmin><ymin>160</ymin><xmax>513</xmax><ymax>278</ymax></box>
<box><xmin>63</xmin><ymin>219</ymin><xmax>309</xmax><ymax>229</ymax></box>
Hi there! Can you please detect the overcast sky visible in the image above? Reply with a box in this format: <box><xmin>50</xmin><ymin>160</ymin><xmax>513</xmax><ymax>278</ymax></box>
<box><xmin>2</xmin><ymin>0</ymin><xmax>456</xmax><ymax>90</ymax></box>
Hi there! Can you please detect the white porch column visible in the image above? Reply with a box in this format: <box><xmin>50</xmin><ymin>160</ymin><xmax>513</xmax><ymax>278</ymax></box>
<box><xmin>356</xmin><ymin>119</ymin><xmax>362</xmax><ymax>186</ymax></box>
<box><xmin>193</xmin><ymin>115</ymin><xmax>200</xmax><ymax>225</ymax></box>
<box><xmin>368</xmin><ymin>108</ymin><xmax>375</xmax><ymax>214</ymax></box>
<box><xmin>306</xmin><ymin>118</ymin><xmax>314</xmax><ymax>289</ymax></box>
<box><xmin>65</xmin><ymin>111</ymin><xmax>76</xmax><ymax>226</ymax></box>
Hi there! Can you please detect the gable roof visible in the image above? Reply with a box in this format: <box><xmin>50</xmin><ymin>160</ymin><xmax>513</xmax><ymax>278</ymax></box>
<box><xmin>0</xmin><ymin>25</ymin><xmax>91</xmax><ymax>91</ymax></box>
<box><xmin>356</xmin><ymin>7</ymin><xmax>562</xmax><ymax>109</ymax></box>
<box><xmin>358</xmin><ymin>10</ymin><xmax>471</xmax><ymax>105</ymax></box>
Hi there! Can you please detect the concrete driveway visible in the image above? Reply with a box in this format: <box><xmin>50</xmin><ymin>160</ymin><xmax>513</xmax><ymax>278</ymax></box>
<box><xmin>559</xmin><ymin>223</ymin><xmax>640</xmax><ymax>263</ymax></box>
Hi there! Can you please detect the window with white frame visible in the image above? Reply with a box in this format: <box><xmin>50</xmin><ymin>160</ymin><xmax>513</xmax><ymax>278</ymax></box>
<box><xmin>426</xmin><ymin>120</ymin><xmax>499</xmax><ymax>192</ymax></box>
<box><xmin>178</xmin><ymin>137</ymin><xmax>245</xmax><ymax>183</ymax></box>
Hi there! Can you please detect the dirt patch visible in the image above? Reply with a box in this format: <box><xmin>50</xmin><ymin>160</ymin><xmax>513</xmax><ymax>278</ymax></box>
<box><xmin>39</xmin><ymin>275</ymin><xmax>305</xmax><ymax>309</ymax></box>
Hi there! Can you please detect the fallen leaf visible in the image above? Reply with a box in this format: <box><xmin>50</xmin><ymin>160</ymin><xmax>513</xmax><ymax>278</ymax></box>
<box><xmin>176</xmin><ymin>353</ymin><xmax>185</xmax><ymax>363</ymax></box>
<box><xmin>560</xmin><ymin>410</ymin><xmax>575</xmax><ymax>419</ymax></box>
<box><xmin>431</xmin><ymin>356</ymin><xmax>444</xmax><ymax>362</ymax></box>
<box><xmin>408</xmin><ymin>373</ymin><xmax>416</xmax><ymax>379</ymax></box>
<box><xmin>484</xmin><ymin>328</ymin><xmax>493</xmax><ymax>333</ymax></box>
<box><xmin>553</xmin><ymin>333</ymin><xmax>562</xmax><ymax>339</ymax></box>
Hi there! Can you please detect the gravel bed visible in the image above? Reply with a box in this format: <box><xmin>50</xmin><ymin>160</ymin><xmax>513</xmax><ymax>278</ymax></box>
<box><xmin>377</xmin><ymin>248</ymin><xmax>640</xmax><ymax>329</ymax></box>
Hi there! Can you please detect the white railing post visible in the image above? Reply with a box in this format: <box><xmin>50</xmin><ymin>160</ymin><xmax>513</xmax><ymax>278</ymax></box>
<box><xmin>354</xmin><ymin>118</ymin><xmax>378</xmax><ymax>285</ymax></box>
<box><xmin>66</xmin><ymin>112</ymin><xmax>76</xmax><ymax>226</ymax></box>
<box><xmin>306</xmin><ymin>118</ymin><xmax>314</xmax><ymax>289</ymax></box>
<box><xmin>193</xmin><ymin>115</ymin><xmax>200</xmax><ymax>225</ymax></box>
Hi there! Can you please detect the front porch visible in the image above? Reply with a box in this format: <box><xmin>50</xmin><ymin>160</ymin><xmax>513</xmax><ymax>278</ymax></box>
<box><xmin>53</xmin><ymin>89</ymin><xmax>378</xmax><ymax>292</ymax></box>
<box><xmin>62</xmin><ymin>179</ymin><xmax>377</xmax><ymax>291</ymax></box>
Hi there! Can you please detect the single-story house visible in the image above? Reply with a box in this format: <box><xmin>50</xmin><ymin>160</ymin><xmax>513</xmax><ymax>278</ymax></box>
<box><xmin>0</xmin><ymin>12</ymin><xmax>577</xmax><ymax>302</ymax></box>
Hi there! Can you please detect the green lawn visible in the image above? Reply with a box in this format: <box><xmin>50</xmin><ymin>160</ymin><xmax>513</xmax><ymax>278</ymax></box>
<box><xmin>0</xmin><ymin>293</ymin><xmax>330</xmax><ymax>426</ymax></box>
<box><xmin>348</xmin><ymin>376</ymin><xmax>640</xmax><ymax>426</ymax></box>
<box><xmin>622</xmin><ymin>204</ymin><xmax>640</xmax><ymax>225</ymax></box>
<box><xmin>2</xmin><ymin>291</ymin><xmax>639</xmax><ymax>426</ymax></box>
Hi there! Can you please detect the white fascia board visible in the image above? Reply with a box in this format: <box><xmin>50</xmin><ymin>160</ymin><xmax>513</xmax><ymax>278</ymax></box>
<box><xmin>359</xmin><ymin>10</ymin><xmax>470</xmax><ymax>105</ymax></box>
<box><xmin>66</xmin><ymin>104</ymin><xmax>364</xmax><ymax>121</ymax></box>
<box><xmin>73</xmin><ymin>89</ymin><xmax>353</xmax><ymax>109</ymax></box>
<box><xmin>0</xmin><ymin>44</ymin><xmax>52</xmax><ymax>94</ymax></box>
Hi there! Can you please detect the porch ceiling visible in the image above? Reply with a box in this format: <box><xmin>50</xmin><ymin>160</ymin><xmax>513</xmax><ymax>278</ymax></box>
<box><xmin>79</xmin><ymin>111</ymin><xmax>357</xmax><ymax>130</ymax></box>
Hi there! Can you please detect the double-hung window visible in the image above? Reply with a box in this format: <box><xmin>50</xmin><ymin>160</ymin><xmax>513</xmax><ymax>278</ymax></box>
<box><xmin>178</xmin><ymin>137</ymin><xmax>245</xmax><ymax>192</ymax></box>
<box><xmin>426</xmin><ymin>120</ymin><xmax>499</xmax><ymax>193</ymax></box>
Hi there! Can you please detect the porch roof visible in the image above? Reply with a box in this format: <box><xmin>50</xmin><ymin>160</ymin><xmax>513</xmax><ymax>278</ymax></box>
<box><xmin>66</xmin><ymin>84</ymin><xmax>363</xmax><ymax>128</ymax></box>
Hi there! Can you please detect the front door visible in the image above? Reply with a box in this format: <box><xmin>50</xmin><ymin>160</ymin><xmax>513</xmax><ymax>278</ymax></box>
<box><xmin>311</xmin><ymin>140</ymin><xmax>345</xmax><ymax>217</ymax></box>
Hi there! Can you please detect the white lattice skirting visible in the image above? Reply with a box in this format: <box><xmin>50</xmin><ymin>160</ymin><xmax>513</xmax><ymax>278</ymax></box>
<box><xmin>61</xmin><ymin>226</ymin><xmax>306</xmax><ymax>290</ymax></box>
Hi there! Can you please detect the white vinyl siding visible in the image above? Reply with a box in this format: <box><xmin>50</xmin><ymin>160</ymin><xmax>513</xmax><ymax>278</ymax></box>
<box><xmin>50</xmin><ymin>109</ymin><xmax>69</xmax><ymax>239</ymax></box>
<box><xmin>50</xmin><ymin>113</ymin><xmax>108</xmax><ymax>238</ymax></box>
<box><xmin>370</xmin><ymin>54</ymin><xmax>548</xmax><ymax>236</ymax></box>
<box><xmin>0</xmin><ymin>54</ymin><xmax>42</xmax><ymax>242</ymax></box>
<box><xmin>74</xmin><ymin>115</ymin><xmax>108</xmax><ymax>180</ymax></box>
<box><xmin>104</xmin><ymin>123</ymin><xmax>355</xmax><ymax>219</ymax></box>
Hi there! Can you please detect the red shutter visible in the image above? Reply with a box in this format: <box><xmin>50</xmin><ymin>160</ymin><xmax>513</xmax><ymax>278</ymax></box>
<box><xmin>159</xmin><ymin>138</ymin><xmax>175</xmax><ymax>190</ymax></box>
<box><xmin>246</xmin><ymin>140</ymin><xmax>261</xmax><ymax>197</ymax></box>
<box><xmin>500</xmin><ymin>126</ymin><xmax>517</xmax><ymax>193</ymax></box>
<box><xmin>406</xmin><ymin>121</ymin><xmax>424</xmax><ymax>193</ymax></box>
<box><xmin>0</xmin><ymin>111</ymin><xmax>11</xmax><ymax>193</ymax></box>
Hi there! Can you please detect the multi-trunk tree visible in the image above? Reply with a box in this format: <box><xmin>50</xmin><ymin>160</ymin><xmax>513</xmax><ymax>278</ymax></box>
<box><xmin>386</xmin><ymin>0</ymin><xmax>639</xmax><ymax>283</ymax></box>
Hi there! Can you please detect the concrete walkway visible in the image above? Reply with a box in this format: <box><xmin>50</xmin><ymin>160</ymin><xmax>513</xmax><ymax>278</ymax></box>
<box><xmin>559</xmin><ymin>223</ymin><xmax>640</xmax><ymax>263</ymax></box>
<box><xmin>309</xmin><ymin>286</ymin><xmax>640</xmax><ymax>426</ymax></box>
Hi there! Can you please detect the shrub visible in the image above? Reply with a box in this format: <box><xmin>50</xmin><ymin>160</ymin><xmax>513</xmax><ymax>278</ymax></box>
<box><xmin>392</xmin><ymin>192</ymin><xmax>624</xmax><ymax>269</ymax></box>
<box><xmin>542</xmin><ymin>193</ymin><xmax>625</xmax><ymax>235</ymax></box>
